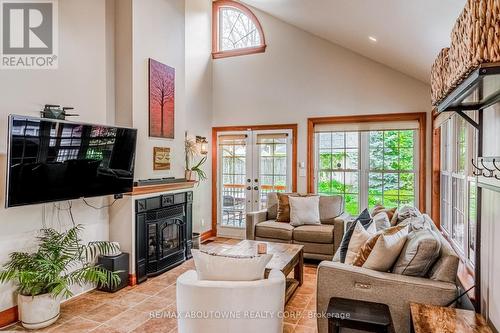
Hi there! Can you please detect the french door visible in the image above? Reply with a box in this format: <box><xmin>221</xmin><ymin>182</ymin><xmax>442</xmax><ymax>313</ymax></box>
<box><xmin>217</xmin><ymin>129</ymin><xmax>293</xmax><ymax>238</ymax></box>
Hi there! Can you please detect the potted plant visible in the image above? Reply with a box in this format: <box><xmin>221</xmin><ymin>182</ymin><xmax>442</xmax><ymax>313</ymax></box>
<box><xmin>0</xmin><ymin>225</ymin><xmax>120</xmax><ymax>329</ymax></box>
<box><xmin>185</xmin><ymin>136</ymin><xmax>207</xmax><ymax>182</ymax></box>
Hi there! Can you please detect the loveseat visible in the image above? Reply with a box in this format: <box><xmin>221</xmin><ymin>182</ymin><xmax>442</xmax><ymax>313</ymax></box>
<box><xmin>246</xmin><ymin>193</ymin><xmax>347</xmax><ymax>260</ymax></box>
<box><xmin>316</xmin><ymin>214</ymin><xmax>459</xmax><ymax>333</ymax></box>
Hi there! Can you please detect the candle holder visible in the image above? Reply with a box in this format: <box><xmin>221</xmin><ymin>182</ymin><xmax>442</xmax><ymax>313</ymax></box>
<box><xmin>257</xmin><ymin>242</ymin><xmax>267</xmax><ymax>254</ymax></box>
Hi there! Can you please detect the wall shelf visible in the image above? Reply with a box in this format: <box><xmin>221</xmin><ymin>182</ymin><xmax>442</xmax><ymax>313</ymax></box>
<box><xmin>437</xmin><ymin>62</ymin><xmax>500</xmax><ymax>114</ymax></box>
<box><xmin>126</xmin><ymin>181</ymin><xmax>196</xmax><ymax>196</ymax></box>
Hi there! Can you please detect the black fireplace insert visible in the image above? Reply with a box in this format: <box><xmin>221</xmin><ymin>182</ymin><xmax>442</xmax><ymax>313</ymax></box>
<box><xmin>135</xmin><ymin>191</ymin><xmax>193</xmax><ymax>283</ymax></box>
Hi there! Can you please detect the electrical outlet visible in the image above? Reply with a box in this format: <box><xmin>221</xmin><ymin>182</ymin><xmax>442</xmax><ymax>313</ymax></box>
<box><xmin>201</xmin><ymin>218</ymin><xmax>205</xmax><ymax>227</ymax></box>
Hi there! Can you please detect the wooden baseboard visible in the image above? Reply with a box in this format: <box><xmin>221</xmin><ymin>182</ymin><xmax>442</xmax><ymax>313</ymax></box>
<box><xmin>200</xmin><ymin>230</ymin><xmax>214</xmax><ymax>242</ymax></box>
<box><xmin>0</xmin><ymin>305</ymin><xmax>18</xmax><ymax>329</ymax></box>
<box><xmin>128</xmin><ymin>274</ymin><xmax>137</xmax><ymax>287</ymax></box>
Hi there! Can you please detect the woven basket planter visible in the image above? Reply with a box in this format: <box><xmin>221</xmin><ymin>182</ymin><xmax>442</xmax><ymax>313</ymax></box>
<box><xmin>446</xmin><ymin>0</ymin><xmax>500</xmax><ymax>94</ymax></box>
<box><xmin>431</xmin><ymin>48</ymin><xmax>450</xmax><ymax>105</ymax></box>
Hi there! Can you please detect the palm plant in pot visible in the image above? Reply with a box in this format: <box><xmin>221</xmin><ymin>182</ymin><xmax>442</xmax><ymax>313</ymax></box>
<box><xmin>185</xmin><ymin>136</ymin><xmax>207</xmax><ymax>182</ymax></box>
<box><xmin>0</xmin><ymin>225</ymin><xmax>120</xmax><ymax>329</ymax></box>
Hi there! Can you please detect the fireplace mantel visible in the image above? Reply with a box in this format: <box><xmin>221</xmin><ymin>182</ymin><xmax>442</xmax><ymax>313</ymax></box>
<box><xmin>127</xmin><ymin>181</ymin><xmax>196</xmax><ymax>196</ymax></box>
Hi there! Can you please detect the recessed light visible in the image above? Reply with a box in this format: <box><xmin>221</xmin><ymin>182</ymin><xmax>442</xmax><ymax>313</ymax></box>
<box><xmin>369</xmin><ymin>36</ymin><xmax>377</xmax><ymax>42</ymax></box>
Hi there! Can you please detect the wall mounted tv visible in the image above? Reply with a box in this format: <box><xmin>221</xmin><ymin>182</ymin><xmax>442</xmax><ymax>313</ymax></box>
<box><xmin>6</xmin><ymin>115</ymin><xmax>138</xmax><ymax>208</ymax></box>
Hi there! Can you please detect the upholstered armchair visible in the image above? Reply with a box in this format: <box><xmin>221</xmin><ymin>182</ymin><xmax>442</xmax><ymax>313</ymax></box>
<box><xmin>176</xmin><ymin>269</ymin><xmax>286</xmax><ymax>333</ymax></box>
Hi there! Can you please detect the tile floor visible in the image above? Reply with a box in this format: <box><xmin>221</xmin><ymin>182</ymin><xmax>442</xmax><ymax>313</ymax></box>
<box><xmin>2</xmin><ymin>238</ymin><xmax>319</xmax><ymax>333</ymax></box>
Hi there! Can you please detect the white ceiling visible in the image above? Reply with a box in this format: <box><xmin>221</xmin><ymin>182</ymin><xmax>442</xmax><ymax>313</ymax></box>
<box><xmin>240</xmin><ymin>0</ymin><xmax>465</xmax><ymax>83</ymax></box>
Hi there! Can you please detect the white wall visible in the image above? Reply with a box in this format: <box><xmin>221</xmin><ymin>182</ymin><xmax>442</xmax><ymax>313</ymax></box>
<box><xmin>480</xmin><ymin>105</ymin><xmax>500</xmax><ymax>329</ymax></box>
<box><xmin>0</xmin><ymin>0</ymin><xmax>114</xmax><ymax>311</ymax></box>
<box><xmin>185</xmin><ymin>0</ymin><xmax>213</xmax><ymax>233</ymax></box>
<box><xmin>128</xmin><ymin>0</ymin><xmax>212</xmax><ymax>234</ymax></box>
<box><xmin>212</xmin><ymin>6</ymin><xmax>433</xmax><ymax>211</ymax></box>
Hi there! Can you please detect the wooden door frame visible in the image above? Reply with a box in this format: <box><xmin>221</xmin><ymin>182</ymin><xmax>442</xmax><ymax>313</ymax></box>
<box><xmin>307</xmin><ymin>112</ymin><xmax>427</xmax><ymax>212</ymax></box>
<box><xmin>431</xmin><ymin>110</ymin><xmax>441</xmax><ymax>227</ymax></box>
<box><xmin>210</xmin><ymin>124</ymin><xmax>298</xmax><ymax>238</ymax></box>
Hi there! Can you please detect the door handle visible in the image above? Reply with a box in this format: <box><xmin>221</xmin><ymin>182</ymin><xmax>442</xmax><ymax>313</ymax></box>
<box><xmin>254</xmin><ymin>186</ymin><xmax>259</xmax><ymax>191</ymax></box>
<box><xmin>246</xmin><ymin>186</ymin><xmax>252</xmax><ymax>190</ymax></box>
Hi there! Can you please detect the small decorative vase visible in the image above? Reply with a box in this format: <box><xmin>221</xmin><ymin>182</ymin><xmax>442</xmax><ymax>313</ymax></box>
<box><xmin>18</xmin><ymin>293</ymin><xmax>60</xmax><ymax>329</ymax></box>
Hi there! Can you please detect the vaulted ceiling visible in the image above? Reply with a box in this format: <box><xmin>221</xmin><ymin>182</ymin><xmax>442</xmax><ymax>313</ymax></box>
<box><xmin>240</xmin><ymin>0</ymin><xmax>465</xmax><ymax>84</ymax></box>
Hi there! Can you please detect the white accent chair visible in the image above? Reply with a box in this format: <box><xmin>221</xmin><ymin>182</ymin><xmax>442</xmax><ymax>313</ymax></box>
<box><xmin>176</xmin><ymin>269</ymin><xmax>286</xmax><ymax>333</ymax></box>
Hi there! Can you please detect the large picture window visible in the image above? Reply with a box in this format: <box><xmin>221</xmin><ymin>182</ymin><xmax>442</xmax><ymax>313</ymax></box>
<box><xmin>316</xmin><ymin>129</ymin><xmax>418</xmax><ymax>215</ymax></box>
<box><xmin>440</xmin><ymin>113</ymin><xmax>478</xmax><ymax>266</ymax></box>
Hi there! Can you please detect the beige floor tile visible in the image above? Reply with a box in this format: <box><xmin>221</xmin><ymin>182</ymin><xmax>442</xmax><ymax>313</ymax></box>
<box><xmin>89</xmin><ymin>324</ymin><xmax>122</xmax><ymax>333</ymax></box>
<box><xmin>104</xmin><ymin>309</ymin><xmax>151</xmax><ymax>333</ymax></box>
<box><xmin>61</xmin><ymin>297</ymin><xmax>104</xmax><ymax>317</ymax></box>
<box><xmin>48</xmin><ymin>317</ymin><xmax>100</xmax><ymax>333</ymax></box>
<box><xmin>283</xmin><ymin>323</ymin><xmax>295</xmax><ymax>333</ymax></box>
<box><xmin>80</xmin><ymin>303</ymin><xmax>128</xmax><ymax>323</ymax></box>
<box><xmin>132</xmin><ymin>295</ymin><xmax>175</xmax><ymax>313</ymax></box>
<box><xmin>105</xmin><ymin>291</ymin><xmax>149</xmax><ymax>308</ymax></box>
<box><xmin>130</xmin><ymin>316</ymin><xmax>177</xmax><ymax>333</ymax></box>
<box><xmin>293</xmin><ymin>324</ymin><xmax>318</xmax><ymax>333</ymax></box>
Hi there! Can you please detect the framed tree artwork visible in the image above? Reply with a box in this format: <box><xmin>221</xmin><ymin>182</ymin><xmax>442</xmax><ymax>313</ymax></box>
<box><xmin>149</xmin><ymin>58</ymin><xmax>175</xmax><ymax>138</ymax></box>
<box><xmin>153</xmin><ymin>147</ymin><xmax>171</xmax><ymax>170</ymax></box>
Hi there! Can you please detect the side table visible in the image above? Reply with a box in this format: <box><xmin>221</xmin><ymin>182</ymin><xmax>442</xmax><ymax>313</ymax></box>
<box><xmin>410</xmin><ymin>303</ymin><xmax>492</xmax><ymax>333</ymax></box>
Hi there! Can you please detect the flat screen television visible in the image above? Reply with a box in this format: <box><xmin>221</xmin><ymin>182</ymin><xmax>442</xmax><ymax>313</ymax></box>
<box><xmin>6</xmin><ymin>115</ymin><xmax>138</xmax><ymax>207</ymax></box>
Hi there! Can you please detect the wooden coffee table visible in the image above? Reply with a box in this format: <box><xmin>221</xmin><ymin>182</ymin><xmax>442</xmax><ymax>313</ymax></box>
<box><xmin>201</xmin><ymin>240</ymin><xmax>304</xmax><ymax>303</ymax></box>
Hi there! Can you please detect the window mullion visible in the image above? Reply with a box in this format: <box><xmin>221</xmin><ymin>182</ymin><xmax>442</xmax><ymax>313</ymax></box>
<box><xmin>360</xmin><ymin>132</ymin><xmax>369</xmax><ymax>212</ymax></box>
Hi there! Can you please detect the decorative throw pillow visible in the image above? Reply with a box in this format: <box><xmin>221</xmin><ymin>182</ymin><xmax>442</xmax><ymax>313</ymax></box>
<box><xmin>391</xmin><ymin>205</ymin><xmax>422</xmax><ymax>225</ymax></box>
<box><xmin>372</xmin><ymin>212</ymin><xmax>391</xmax><ymax>231</ymax></box>
<box><xmin>276</xmin><ymin>193</ymin><xmax>298</xmax><ymax>222</ymax></box>
<box><xmin>352</xmin><ymin>224</ymin><xmax>407</xmax><ymax>267</ymax></box>
<box><xmin>192</xmin><ymin>249</ymin><xmax>273</xmax><ymax>281</ymax></box>
<box><xmin>289</xmin><ymin>196</ymin><xmax>321</xmax><ymax>226</ymax></box>
<box><xmin>345</xmin><ymin>221</ymin><xmax>377</xmax><ymax>264</ymax></box>
<box><xmin>371</xmin><ymin>204</ymin><xmax>397</xmax><ymax>222</ymax></box>
<box><xmin>392</xmin><ymin>229</ymin><xmax>441</xmax><ymax>276</ymax></box>
<box><xmin>338</xmin><ymin>208</ymin><xmax>372</xmax><ymax>263</ymax></box>
<box><xmin>398</xmin><ymin>215</ymin><xmax>431</xmax><ymax>232</ymax></box>
<box><xmin>362</xmin><ymin>226</ymin><xmax>409</xmax><ymax>272</ymax></box>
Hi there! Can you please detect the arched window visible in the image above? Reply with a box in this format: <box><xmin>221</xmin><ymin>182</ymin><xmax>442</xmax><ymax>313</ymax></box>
<box><xmin>212</xmin><ymin>0</ymin><xmax>266</xmax><ymax>59</ymax></box>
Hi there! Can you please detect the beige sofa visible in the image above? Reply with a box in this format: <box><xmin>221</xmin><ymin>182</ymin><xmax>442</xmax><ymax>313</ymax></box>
<box><xmin>316</xmin><ymin>215</ymin><xmax>459</xmax><ymax>333</ymax></box>
<box><xmin>246</xmin><ymin>193</ymin><xmax>347</xmax><ymax>260</ymax></box>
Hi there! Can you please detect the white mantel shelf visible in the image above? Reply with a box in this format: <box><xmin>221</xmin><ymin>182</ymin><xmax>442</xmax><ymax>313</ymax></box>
<box><xmin>126</xmin><ymin>181</ymin><xmax>196</xmax><ymax>196</ymax></box>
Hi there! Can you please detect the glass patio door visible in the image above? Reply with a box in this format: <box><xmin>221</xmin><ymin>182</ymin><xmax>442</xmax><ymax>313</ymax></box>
<box><xmin>217</xmin><ymin>129</ymin><xmax>293</xmax><ymax>238</ymax></box>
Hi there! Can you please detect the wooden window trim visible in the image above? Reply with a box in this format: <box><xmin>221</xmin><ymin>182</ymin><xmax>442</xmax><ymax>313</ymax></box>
<box><xmin>212</xmin><ymin>0</ymin><xmax>267</xmax><ymax>59</ymax></box>
<box><xmin>210</xmin><ymin>124</ymin><xmax>298</xmax><ymax>238</ymax></box>
<box><xmin>307</xmin><ymin>112</ymin><xmax>427</xmax><ymax>212</ymax></box>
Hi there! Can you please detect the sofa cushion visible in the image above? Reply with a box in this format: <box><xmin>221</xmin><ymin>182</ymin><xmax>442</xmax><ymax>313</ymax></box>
<box><xmin>276</xmin><ymin>192</ymin><xmax>297</xmax><ymax>222</ymax></box>
<box><xmin>391</xmin><ymin>205</ymin><xmax>423</xmax><ymax>226</ymax></box>
<box><xmin>319</xmin><ymin>195</ymin><xmax>344</xmax><ymax>223</ymax></box>
<box><xmin>338</xmin><ymin>208</ymin><xmax>372</xmax><ymax>263</ymax></box>
<box><xmin>345</xmin><ymin>221</ymin><xmax>377</xmax><ymax>264</ymax></box>
<box><xmin>371</xmin><ymin>204</ymin><xmax>397</xmax><ymax>221</ymax></box>
<box><xmin>267</xmin><ymin>193</ymin><xmax>279</xmax><ymax>220</ymax></box>
<box><xmin>372</xmin><ymin>212</ymin><xmax>391</xmax><ymax>231</ymax></box>
<box><xmin>352</xmin><ymin>224</ymin><xmax>407</xmax><ymax>267</ymax></box>
<box><xmin>293</xmin><ymin>224</ymin><xmax>334</xmax><ymax>244</ymax></box>
<box><xmin>192</xmin><ymin>249</ymin><xmax>273</xmax><ymax>281</ymax></box>
<box><xmin>392</xmin><ymin>228</ymin><xmax>441</xmax><ymax>277</ymax></box>
<box><xmin>293</xmin><ymin>241</ymin><xmax>334</xmax><ymax>255</ymax></box>
<box><xmin>362</xmin><ymin>225</ymin><xmax>409</xmax><ymax>272</ymax></box>
<box><xmin>255</xmin><ymin>220</ymin><xmax>294</xmax><ymax>241</ymax></box>
<box><xmin>425</xmin><ymin>215</ymin><xmax>459</xmax><ymax>283</ymax></box>
<box><xmin>289</xmin><ymin>196</ymin><xmax>321</xmax><ymax>226</ymax></box>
